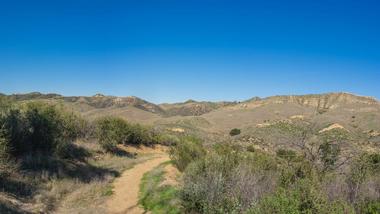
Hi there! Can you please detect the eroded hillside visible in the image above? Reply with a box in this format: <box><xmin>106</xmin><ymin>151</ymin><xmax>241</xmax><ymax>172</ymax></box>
<box><xmin>2</xmin><ymin>92</ymin><xmax>379</xmax><ymax>135</ymax></box>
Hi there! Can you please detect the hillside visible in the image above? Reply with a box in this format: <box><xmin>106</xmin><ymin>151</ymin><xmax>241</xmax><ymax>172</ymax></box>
<box><xmin>203</xmin><ymin>92</ymin><xmax>380</xmax><ymax>131</ymax></box>
<box><xmin>159</xmin><ymin>99</ymin><xmax>236</xmax><ymax>116</ymax></box>
<box><xmin>2</xmin><ymin>92</ymin><xmax>380</xmax><ymax>133</ymax></box>
<box><xmin>1</xmin><ymin>92</ymin><xmax>380</xmax><ymax>213</ymax></box>
<box><xmin>2</xmin><ymin>91</ymin><xmax>380</xmax><ymax>148</ymax></box>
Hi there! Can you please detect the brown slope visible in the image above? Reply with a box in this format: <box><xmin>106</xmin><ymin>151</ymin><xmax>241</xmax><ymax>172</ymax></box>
<box><xmin>200</xmin><ymin>92</ymin><xmax>380</xmax><ymax>133</ymax></box>
<box><xmin>159</xmin><ymin>99</ymin><xmax>236</xmax><ymax>116</ymax></box>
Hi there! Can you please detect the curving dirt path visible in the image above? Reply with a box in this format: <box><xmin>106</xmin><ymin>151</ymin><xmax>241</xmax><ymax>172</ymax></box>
<box><xmin>106</xmin><ymin>155</ymin><xmax>170</xmax><ymax>214</ymax></box>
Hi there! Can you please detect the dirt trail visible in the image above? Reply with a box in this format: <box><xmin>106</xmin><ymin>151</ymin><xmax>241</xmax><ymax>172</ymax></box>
<box><xmin>106</xmin><ymin>154</ymin><xmax>170</xmax><ymax>214</ymax></box>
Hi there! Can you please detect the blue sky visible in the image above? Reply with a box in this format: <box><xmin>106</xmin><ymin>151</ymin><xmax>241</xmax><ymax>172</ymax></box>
<box><xmin>1</xmin><ymin>0</ymin><xmax>379</xmax><ymax>103</ymax></box>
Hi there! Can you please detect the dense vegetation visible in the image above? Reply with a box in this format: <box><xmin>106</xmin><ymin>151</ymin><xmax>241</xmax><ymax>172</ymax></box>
<box><xmin>0</xmin><ymin>97</ymin><xmax>169</xmax><ymax>213</ymax></box>
<box><xmin>169</xmin><ymin>123</ymin><xmax>380</xmax><ymax>214</ymax></box>
<box><xmin>95</xmin><ymin>116</ymin><xmax>175</xmax><ymax>152</ymax></box>
<box><xmin>169</xmin><ymin>136</ymin><xmax>206</xmax><ymax>172</ymax></box>
<box><xmin>0</xmin><ymin>99</ymin><xmax>86</xmax><ymax>161</ymax></box>
<box><xmin>0</xmin><ymin>97</ymin><xmax>169</xmax><ymax>167</ymax></box>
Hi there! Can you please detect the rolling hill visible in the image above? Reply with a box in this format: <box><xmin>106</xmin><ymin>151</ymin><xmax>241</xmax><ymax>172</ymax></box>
<box><xmin>2</xmin><ymin>92</ymin><xmax>380</xmax><ymax>136</ymax></box>
<box><xmin>2</xmin><ymin>91</ymin><xmax>380</xmax><ymax>186</ymax></box>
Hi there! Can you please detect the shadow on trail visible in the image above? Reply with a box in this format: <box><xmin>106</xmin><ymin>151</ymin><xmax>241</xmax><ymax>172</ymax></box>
<box><xmin>0</xmin><ymin>201</ymin><xmax>32</xmax><ymax>214</ymax></box>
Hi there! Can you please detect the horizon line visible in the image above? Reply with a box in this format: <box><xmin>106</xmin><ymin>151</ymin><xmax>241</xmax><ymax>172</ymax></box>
<box><xmin>2</xmin><ymin>91</ymin><xmax>379</xmax><ymax>105</ymax></box>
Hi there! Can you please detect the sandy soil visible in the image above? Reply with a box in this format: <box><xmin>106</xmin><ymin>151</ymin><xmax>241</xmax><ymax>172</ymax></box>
<box><xmin>106</xmin><ymin>155</ymin><xmax>170</xmax><ymax>214</ymax></box>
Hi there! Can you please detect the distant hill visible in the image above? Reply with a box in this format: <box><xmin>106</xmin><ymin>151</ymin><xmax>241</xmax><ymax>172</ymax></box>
<box><xmin>203</xmin><ymin>92</ymin><xmax>380</xmax><ymax>131</ymax></box>
<box><xmin>7</xmin><ymin>92</ymin><xmax>164</xmax><ymax>113</ymax></box>
<box><xmin>159</xmin><ymin>100</ymin><xmax>236</xmax><ymax>116</ymax></box>
<box><xmin>2</xmin><ymin>92</ymin><xmax>380</xmax><ymax>136</ymax></box>
<box><xmin>255</xmin><ymin>92</ymin><xmax>378</xmax><ymax>109</ymax></box>
<box><xmin>4</xmin><ymin>92</ymin><xmax>237</xmax><ymax>117</ymax></box>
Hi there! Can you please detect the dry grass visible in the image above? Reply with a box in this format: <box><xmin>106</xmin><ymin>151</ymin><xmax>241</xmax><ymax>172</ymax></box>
<box><xmin>52</xmin><ymin>178</ymin><xmax>112</xmax><ymax>214</ymax></box>
<box><xmin>0</xmin><ymin>140</ymin><xmax>161</xmax><ymax>214</ymax></box>
<box><xmin>52</xmin><ymin>142</ymin><xmax>158</xmax><ymax>214</ymax></box>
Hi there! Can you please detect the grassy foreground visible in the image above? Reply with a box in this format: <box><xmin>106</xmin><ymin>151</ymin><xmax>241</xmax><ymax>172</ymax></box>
<box><xmin>0</xmin><ymin>141</ymin><xmax>156</xmax><ymax>214</ymax></box>
<box><xmin>139</xmin><ymin>161</ymin><xmax>181</xmax><ymax>214</ymax></box>
<box><xmin>0</xmin><ymin>98</ymin><xmax>176</xmax><ymax>213</ymax></box>
<box><xmin>53</xmin><ymin>142</ymin><xmax>158</xmax><ymax>214</ymax></box>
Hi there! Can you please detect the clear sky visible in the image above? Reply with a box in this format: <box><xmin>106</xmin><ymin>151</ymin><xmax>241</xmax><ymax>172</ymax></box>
<box><xmin>1</xmin><ymin>0</ymin><xmax>379</xmax><ymax>103</ymax></box>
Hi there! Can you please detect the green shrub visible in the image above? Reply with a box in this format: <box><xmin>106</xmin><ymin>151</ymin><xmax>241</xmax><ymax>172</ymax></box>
<box><xmin>180</xmin><ymin>146</ymin><xmax>278</xmax><ymax>213</ymax></box>
<box><xmin>348</xmin><ymin>153</ymin><xmax>380</xmax><ymax>186</ymax></box>
<box><xmin>229</xmin><ymin>128</ymin><xmax>241</xmax><ymax>136</ymax></box>
<box><xmin>172</xmin><ymin>121</ymin><xmax>378</xmax><ymax>213</ymax></box>
<box><xmin>0</xmin><ymin>129</ymin><xmax>10</xmax><ymax>161</ymax></box>
<box><xmin>319</xmin><ymin>142</ymin><xmax>340</xmax><ymax>172</ymax></box>
<box><xmin>0</xmin><ymin>101</ymin><xmax>84</xmax><ymax>159</ymax></box>
<box><xmin>367</xmin><ymin>153</ymin><xmax>380</xmax><ymax>173</ymax></box>
<box><xmin>247</xmin><ymin>145</ymin><xmax>256</xmax><ymax>152</ymax></box>
<box><xmin>127</xmin><ymin>124</ymin><xmax>153</xmax><ymax>146</ymax></box>
<box><xmin>95</xmin><ymin>117</ymin><xmax>164</xmax><ymax>151</ymax></box>
<box><xmin>24</xmin><ymin>103</ymin><xmax>63</xmax><ymax>153</ymax></box>
<box><xmin>346</xmin><ymin>152</ymin><xmax>380</xmax><ymax>206</ymax></box>
<box><xmin>279</xmin><ymin>160</ymin><xmax>318</xmax><ymax>188</ymax></box>
<box><xmin>169</xmin><ymin>136</ymin><xmax>206</xmax><ymax>172</ymax></box>
<box><xmin>0</xmin><ymin>130</ymin><xmax>13</xmax><ymax>178</ymax></box>
<box><xmin>249</xmin><ymin>180</ymin><xmax>355</xmax><ymax>214</ymax></box>
<box><xmin>248</xmin><ymin>188</ymin><xmax>300</xmax><ymax>214</ymax></box>
<box><xmin>276</xmin><ymin>149</ymin><xmax>298</xmax><ymax>163</ymax></box>
<box><xmin>61</xmin><ymin>111</ymin><xmax>90</xmax><ymax>140</ymax></box>
<box><xmin>95</xmin><ymin>117</ymin><xmax>130</xmax><ymax>151</ymax></box>
<box><xmin>153</xmin><ymin>133</ymin><xmax>180</xmax><ymax>146</ymax></box>
<box><xmin>319</xmin><ymin>128</ymin><xmax>350</xmax><ymax>143</ymax></box>
<box><xmin>358</xmin><ymin>200</ymin><xmax>380</xmax><ymax>214</ymax></box>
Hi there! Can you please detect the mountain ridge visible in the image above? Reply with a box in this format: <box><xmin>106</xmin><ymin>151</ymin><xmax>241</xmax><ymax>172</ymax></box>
<box><xmin>1</xmin><ymin>92</ymin><xmax>379</xmax><ymax>117</ymax></box>
<box><xmin>2</xmin><ymin>91</ymin><xmax>378</xmax><ymax>104</ymax></box>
